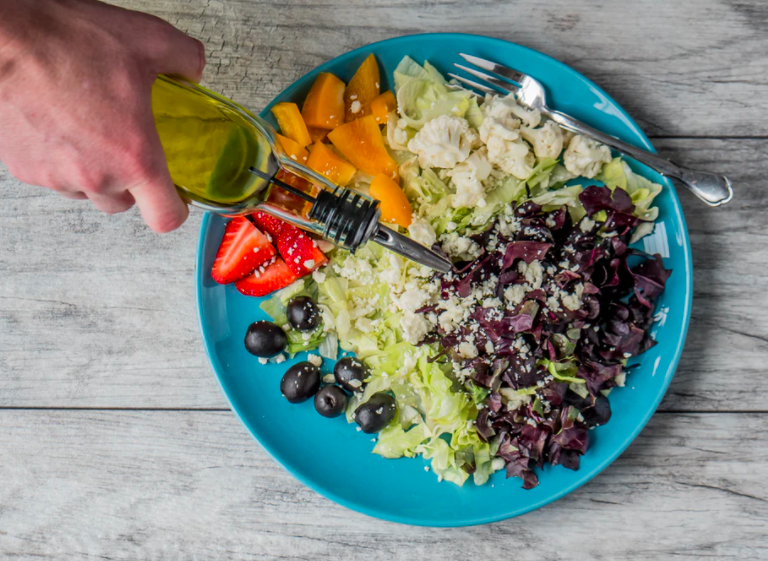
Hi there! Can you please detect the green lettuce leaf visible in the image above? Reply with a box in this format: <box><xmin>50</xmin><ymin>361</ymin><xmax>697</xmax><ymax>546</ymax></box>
<box><xmin>394</xmin><ymin>59</ymin><xmax>473</xmax><ymax>130</ymax></box>
<box><xmin>373</xmin><ymin>421</ymin><xmax>431</xmax><ymax>459</ymax></box>
<box><xmin>597</xmin><ymin>158</ymin><xmax>662</xmax><ymax>221</ymax></box>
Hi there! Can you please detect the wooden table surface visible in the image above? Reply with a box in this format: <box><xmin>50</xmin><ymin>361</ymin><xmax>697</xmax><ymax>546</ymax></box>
<box><xmin>2</xmin><ymin>0</ymin><xmax>767</xmax><ymax>558</ymax></box>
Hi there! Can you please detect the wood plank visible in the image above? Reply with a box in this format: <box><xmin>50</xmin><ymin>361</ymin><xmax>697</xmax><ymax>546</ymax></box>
<box><xmin>114</xmin><ymin>0</ymin><xmax>768</xmax><ymax>137</ymax></box>
<box><xmin>0</xmin><ymin>410</ymin><xmax>766</xmax><ymax>559</ymax></box>
<box><xmin>2</xmin><ymin>139</ymin><xmax>765</xmax><ymax>409</ymax></box>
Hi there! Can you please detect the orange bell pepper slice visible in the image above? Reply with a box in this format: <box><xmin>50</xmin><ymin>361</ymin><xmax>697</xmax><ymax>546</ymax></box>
<box><xmin>307</xmin><ymin>126</ymin><xmax>329</xmax><ymax>143</ymax></box>
<box><xmin>371</xmin><ymin>91</ymin><xmax>396</xmax><ymax>124</ymax></box>
<box><xmin>306</xmin><ymin>142</ymin><xmax>356</xmax><ymax>186</ymax></box>
<box><xmin>276</xmin><ymin>134</ymin><xmax>309</xmax><ymax>164</ymax></box>
<box><xmin>369</xmin><ymin>173</ymin><xmax>412</xmax><ymax>229</ymax></box>
<box><xmin>344</xmin><ymin>54</ymin><xmax>381</xmax><ymax>122</ymax></box>
<box><xmin>271</xmin><ymin>102</ymin><xmax>312</xmax><ymax>147</ymax></box>
<box><xmin>327</xmin><ymin>115</ymin><xmax>397</xmax><ymax>178</ymax></box>
<box><xmin>301</xmin><ymin>72</ymin><xmax>345</xmax><ymax>130</ymax></box>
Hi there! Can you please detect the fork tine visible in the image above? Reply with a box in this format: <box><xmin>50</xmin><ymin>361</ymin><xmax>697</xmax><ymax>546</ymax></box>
<box><xmin>452</xmin><ymin>64</ymin><xmax>519</xmax><ymax>95</ymax></box>
<box><xmin>446</xmin><ymin>73</ymin><xmax>499</xmax><ymax>96</ymax></box>
<box><xmin>459</xmin><ymin>53</ymin><xmax>527</xmax><ymax>84</ymax></box>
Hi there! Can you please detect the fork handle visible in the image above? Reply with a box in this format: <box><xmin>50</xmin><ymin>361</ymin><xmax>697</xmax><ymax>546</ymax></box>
<box><xmin>546</xmin><ymin>109</ymin><xmax>733</xmax><ymax>207</ymax></box>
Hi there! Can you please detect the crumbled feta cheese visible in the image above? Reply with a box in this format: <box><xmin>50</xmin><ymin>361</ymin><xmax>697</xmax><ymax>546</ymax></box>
<box><xmin>496</xmin><ymin>205</ymin><xmax>521</xmax><ymax>237</ymax></box>
<box><xmin>393</xmin><ymin>286</ymin><xmax>432</xmax><ymax>313</ymax></box>
<box><xmin>437</xmin><ymin>295</ymin><xmax>471</xmax><ymax>334</ymax></box>
<box><xmin>379</xmin><ymin>253</ymin><xmax>403</xmax><ymax>285</ymax></box>
<box><xmin>258</xmin><ymin>358</ymin><xmax>268</xmax><ymax>365</ymax></box>
<box><xmin>307</xmin><ymin>354</ymin><xmax>322</xmax><ymax>367</ymax></box>
<box><xmin>440</xmin><ymin>232</ymin><xmax>482</xmax><ymax>260</ymax></box>
<box><xmin>408</xmin><ymin>217</ymin><xmax>437</xmax><ymax>247</ymax></box>
<box><xmin>580</xmin><ymin>216</ymin><xmax>596</xmax><ymax>232</ymax></box>
<box><xmin>274</xmin><ymin>354</ymin><xmax>286</xmax><ymax>364</ymax></box>
<box><xmin>400</xmin><ymin>311</ymin><xmax>431</xmax><ymax>345</ymax></box>
<box><xmin>333</xmin><ymin>254</ymin><xmax>374</xmax><ymax>283</ymax></box>
<box><xmin>518</xmin><ymin>260</ymin><xmax>544</xmax><ymax>290</ymax></box>
<box><xmin>457</xmin><ymin>342</ymin><xmax>479</xmax><ymax>359</ymax></box>
<box><xmin>312</xmin><ymin>269</ymin><xmax>326</xmax><ymax>284</ymax></box>
<box><xmin>615</xmin><ymin>372</ymin><xmax>626</xmax><ymax>387</ymax></box>
<box><xmin>482</xmin><ymin>297</ymin><xmax>502</xmax><ymax>308</ymax></box>
<box><xmin>350</xmin><ymin>100</ymin><xmax>362</xmax><ymax>114</ymax></box>
<box><xmin>561</xmin><ymin>283</ymin><xmax>584</xmax><ymax>311</ymax></box>
<box><xmin>546</xmin><ymin>295</ymin><xmax>562</xmax><ymax>312</ymax></box>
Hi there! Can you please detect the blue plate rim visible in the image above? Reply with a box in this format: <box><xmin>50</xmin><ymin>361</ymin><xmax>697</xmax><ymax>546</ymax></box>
<box><xmin>194</xmin><ymin>32</ymin><xmax>693</xmax><ymax>527</ymax></box>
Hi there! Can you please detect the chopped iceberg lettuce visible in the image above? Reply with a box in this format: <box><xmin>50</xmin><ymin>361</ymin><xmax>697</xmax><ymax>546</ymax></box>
<box><xmin>394</xmin><ymin>57</ymin><xmax>474</xmax><ymax>130</ymax></box>
<box><xmin>597</xmin><ymin>157</ymin><xmax>662</xmax><ymax>221</ymax></box>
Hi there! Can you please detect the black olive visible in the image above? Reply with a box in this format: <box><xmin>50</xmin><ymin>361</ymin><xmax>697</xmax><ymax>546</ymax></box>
<box><xmin>287</xmin><ymin>296</ymin><xmax>321</xmax><ymax>331</ymax></box>
<box><xmin>333</xmin><ymin>356</ymin><xmax>369</xmax><ymax>393</ymax></box>
<box><xmin>280</xmin><ymin>362</ymin><xmax>321</xmax><ymax>403</ymax></box>
<box><xmin>244</xmin><ymin>321</ymin><xmax>287</xmax><ymax>357</ymax></box>
<box><xmin>314</xmin><ymin>385</ymin><xmax>348</xmax><ymax>418</ymax></box>
<box><xmin>353</xmin><ymin>392</ymin><xmax>396</xmax><ymax>433</ymax></box>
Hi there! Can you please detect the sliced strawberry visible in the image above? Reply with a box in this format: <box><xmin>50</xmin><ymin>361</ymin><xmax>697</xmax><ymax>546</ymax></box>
<box><xmin>211</xmin><ymin>217</ymin><xmax>276</xmax><ymax>284</ymax></box>
<box><xmin>234</xmin><ymin>257</ymin><xmax>298</xmax><ymax>297</ymax></box>
<box><xmin>250</xmin><ymin>210</ymin><xmax>285</xmax><ymax>241</ymax></box>
<box><xmin>276</xmin><ymin>225</ymin><xmax>329</xmax><ymax>277</ymax></box>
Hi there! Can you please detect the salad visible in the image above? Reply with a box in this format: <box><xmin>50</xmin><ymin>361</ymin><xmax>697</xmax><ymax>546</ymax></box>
<box><xmin>211</xmin><ymin>54</ymin><xmax>671</xmax><ymax>488</ymax></box>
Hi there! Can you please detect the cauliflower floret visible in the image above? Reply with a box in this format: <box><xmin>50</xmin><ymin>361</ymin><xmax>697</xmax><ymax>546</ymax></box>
<box><xmin>481</xmin><ymin>93</ymin><xmax>541</xmax><ymax>131</ymax></box>
<box><xmin>407</xmin><ymin>115</ymin><xmax>474</xmax><ymax>169</ymax></box>
<box><xmin>443</xmin><ymin>148</ymin><xmax>493</xmax><ymax>208</ymax></box>
<box><xmin>408</xmin><ymin>217</ymin><xmax>437</xmax><ymax>247</ymax></box>
<box><xmin>563</xmin><ymin>135</ymin><xmax>612</xmax><ymax>178</ymax></box>
<box><xmin>485</xmin><ymin>134</ymin><xmax>535</xmax><ymax>179</ymax></box>
<box><xmin>519</xmin><ymin>120</ymin><xmax>564</xmax><ymax>160</ymax></box>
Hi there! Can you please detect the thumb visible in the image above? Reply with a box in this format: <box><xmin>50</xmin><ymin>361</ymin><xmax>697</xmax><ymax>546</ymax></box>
<box><xmin>146</xmin><ymin>22</ymin><xmax>206</xmax><ymax>83</ymax></box>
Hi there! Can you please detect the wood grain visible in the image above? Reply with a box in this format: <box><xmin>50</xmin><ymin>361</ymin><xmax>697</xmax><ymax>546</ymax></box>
<box><xmin>120</xmin><ymin>0</ymin><xmax>768</xmax><ymax>138</ymax></box>
<box><xmin>2</xmin><ymin>0</ymin><xmax>768</xmax><ymax>555</ymax></box>
<box><xmin>2</xmin><ymin>139</ymin><xmax>766</xmax><ymax>409</ymax></box>
<box><xmin>1</xmin><ymin>410</ymin><xmax>766</xmax><ymax>560</ymax></box>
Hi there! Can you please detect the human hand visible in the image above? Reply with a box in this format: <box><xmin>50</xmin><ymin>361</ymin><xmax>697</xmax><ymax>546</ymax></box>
<box><xmin>0</xmin><ymin>0</ymin><xmax>205</xmax><ymax>232</ymax></box>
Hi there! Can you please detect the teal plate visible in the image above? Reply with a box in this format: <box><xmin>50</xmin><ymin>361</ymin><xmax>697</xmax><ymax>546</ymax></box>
<box><xmin>195</xmin><ymin>33</ymin><xmax>692</xmax><ymax>526</ymax></box>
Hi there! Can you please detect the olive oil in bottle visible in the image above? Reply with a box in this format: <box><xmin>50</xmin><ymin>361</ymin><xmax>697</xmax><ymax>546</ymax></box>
<box><xmin>151</xmin><ymin>75</ymin><xmax>277</xmax><ymax>210</ymax></box>
<box><xmin>149</xmin><ymin>75</ymin><xmax>454</xmax><ymax>272</ymax></box>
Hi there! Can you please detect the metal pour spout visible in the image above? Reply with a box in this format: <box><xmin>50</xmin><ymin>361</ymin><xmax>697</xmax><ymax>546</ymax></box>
<box><xmin>373</xmin><ymin>225</ymin><xmax>452</xmax><ymax>273</ymax></box>
<box><xmin>248</xmin><ymin>167</ymin><xmax>453</xmax><ymax>273</ymax></box>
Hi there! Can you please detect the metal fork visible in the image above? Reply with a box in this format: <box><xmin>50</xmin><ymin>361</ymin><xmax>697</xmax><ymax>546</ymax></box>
<box><xmin>449</xmin><ymin>53</ymin><xmax>733</xmax><ymax>207</ymax></box>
